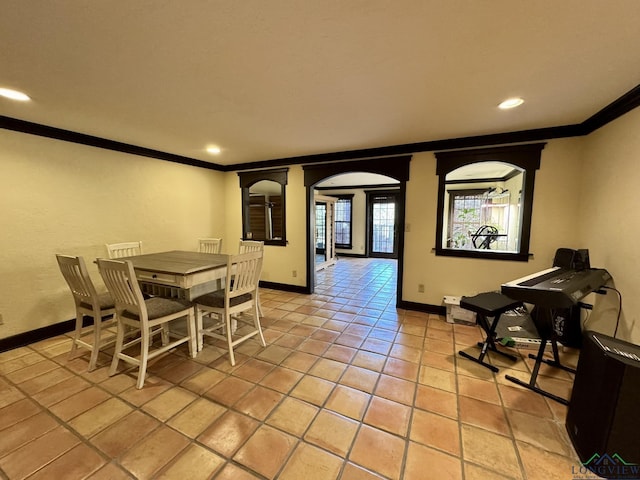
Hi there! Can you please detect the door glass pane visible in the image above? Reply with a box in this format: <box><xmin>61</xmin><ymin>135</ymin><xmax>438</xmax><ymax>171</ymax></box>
<box><xmin>372</xmin><ymin>201</ymin><xmax>395</xmax><ymax>253</ymax></box>
<box><xmin>315</xmin><ymin>203</ymin><xmax>326</xmax><ymax>261</ymax></box>
<box><xmin>335</xmin><ymin>198</ymin><xmax>352</xmax><ymax>246</ymax></box>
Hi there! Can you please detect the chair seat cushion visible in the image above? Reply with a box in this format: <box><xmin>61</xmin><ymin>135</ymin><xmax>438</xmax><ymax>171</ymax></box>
<box><xmin>196</xmin><ymin>290</ymin><xmax>252</xmax><ymax>309</ymax></box>
<box><xmin>79</xmin><ymin>292</ymin><xmax>115</xmax><ymax>311</ymax></box>
<box><xmin>123</xmin><ymin>297</ymin><xmax>192</xmax><ymax>321</ymax></box>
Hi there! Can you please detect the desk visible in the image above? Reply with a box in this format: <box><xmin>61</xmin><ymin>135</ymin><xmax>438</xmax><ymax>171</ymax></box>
<box><xmin>123</xmin><ymin>250</ymin><xmax>228</xmax><ymax>300</ymax></box>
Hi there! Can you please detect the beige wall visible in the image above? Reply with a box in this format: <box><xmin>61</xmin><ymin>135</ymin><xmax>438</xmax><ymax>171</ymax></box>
<box><xmin>0</xmin><ymin>129</ymin><xmax>225</xmax><ymax>337</ymax></box>
<box><xmin>222</xmin><ymin>166</ymin><xmax>307</xmax><ymax>287</ymax></box>
<box><xmin>2</xmin><ymin>107</ymin><xmax>638</xmax><ymax>345</ymax></box>
<box><xmin>578</xmin><ymin>108</ymin><xmax>640</xmax><ymax>344</ymax></box>
<box><xmin>402</xmin><ymin>138</ymin><xmax>584</xmax><ymax>305</ymax></box>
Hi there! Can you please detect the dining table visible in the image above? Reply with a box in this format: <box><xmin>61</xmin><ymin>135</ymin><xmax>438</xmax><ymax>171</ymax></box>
<box><xmin>122</xmin><ymin>250</ymin><xmax>229</xmax><ymax>300</ymax></box>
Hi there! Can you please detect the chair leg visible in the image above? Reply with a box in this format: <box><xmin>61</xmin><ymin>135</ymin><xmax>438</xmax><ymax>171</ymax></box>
<box><xmin>137</xmin><ymin>329</ymin><xmax>150</xmax><ymax>389</ymax></box>
<box><xmin>87</xmin><ymin>316</ymin><xmax>102</xmax><ymax>372</ymax></box>
<box><xmin>225</xmin><ymin>312</ymin><xmax>236</xmax><ymax>366</ymax></box>
<box><xmin>253</xmin><ymin>303</ymin><xmax>266</xmax><ymax>347</ymax></box>
<box><xmin>68</xmin><ymin>310</ymin><xmax>83</xmax><ymax>361</ymax></box>
<box><xmin>109</xmin><ymin>319</ymin><xmax>125</xmax><ymax>377</ymax></box>
<box><xmin>256</xmin><ymin>290</ymin><xmax>263</xmax><ymax>317</ymax></box>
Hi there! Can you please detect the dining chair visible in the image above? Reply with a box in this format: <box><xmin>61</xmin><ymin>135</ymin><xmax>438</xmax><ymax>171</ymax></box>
<box><xmin>97</xmin><ymin>258</ymin><xmax>197</xmax><ymax>389</ymax></box>
<box><xmin>198</xmin><ymin>238</ymin><xmax>223</xmax><ymax>254</ymax></box>
<box><xmin>106</xmin><ymin>241</ymin><xmax>143</xmax><ymax>259</ymax></box>
<box><xmin>194</xmin><ymin>250</ymin><xmax>266</xmax><ymax>366</ymax></box>
<box><xmin>238</xmin><ymin>240</ymin><xmax>264</xmax><ymax>253</ymax></box>
<box><xmin>56</xmin><ymin>254</ymin><xmax>117</xmax><ymax>371</ymax></box>
<box><xmin>239</xmin><ymin>240</ymin><xmax>265</xmax><ymax>316</ymax></box>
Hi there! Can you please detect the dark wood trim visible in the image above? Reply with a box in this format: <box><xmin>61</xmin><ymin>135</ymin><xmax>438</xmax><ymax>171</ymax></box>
<box><xmin>229</xmin><ymin>84</ymin><xmax>638</xmax><ymax>169</ymax></box>
<box><xmin>303</xmin><ymin>156</ymin><xmax>411</xmax><ymax>186</ymax></box>
<box><xmin>398</xmin><ymin>300</ymin><xmax>446</xmax><ymax>316</ymax></box>
<box><xmin>259</xmin><ymin>280</ymin><xmax>309</xmax><ymax>294</ymax></box>
<box><xmin>2</xmin><ymin>83</ymin><xmax>637</xmax><ymax>172</ymax></box>
<box><xmin>232</xmin><ymin>126</ymin><xmax>580</xmax><ymax>171</ymax></box>
<box><xmin>435</xmin><ymin>143</ymin><xmax>544</xmax><ymax>175</ymax></box>
<box><xmin>434</xmin><ymin>249</ymin><xmax>531</xmax><ymax>262</ymax></box>
<box><xmin>237</xmin><ymin>168</ymin><xmax>289</xmax><ymax>188</ymax></box>
<box><xmin>396</xmin><ymin>186</ymin><xmax>407</xmax><ymax>306</ymax></box>
<box><xmin>306</xmin><ymin>184</ymin><xmax>315</xmax><ymax>292</ymax></box>
<box><xmin>0</xmin><ymin>319</ymin><xmax>76</xmax><ymax>353</ymax></box>
<box><xmin>335</xmin><ymin>252</ymin><xmax>367</xmax><ymax>258</ymax></box>
<box><xmin>0</xmin><ymin>85</ymin><xmax>640</xmax><ymax>172</ymax></box>
<box><xmin>581</xmin><ymin>84</ymin><xmax>640</xmax><ymax>134</ymax></box>
<box><xmin>0</xmin><ymin>115</ymin><xmax>221</xmax><ymax>171</ymax></box>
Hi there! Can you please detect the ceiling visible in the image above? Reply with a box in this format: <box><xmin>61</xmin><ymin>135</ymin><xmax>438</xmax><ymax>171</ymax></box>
<box><xmin>1</xmin><ymin>1</ymin><xmax>639</xmax><ymax>168</ymax></box>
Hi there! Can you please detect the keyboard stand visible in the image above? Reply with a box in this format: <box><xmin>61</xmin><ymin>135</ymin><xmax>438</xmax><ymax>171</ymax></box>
<box><xmin>505</xmin><ymin>309</ymin><xmax>576</xmax><ymax>405</ymax></box>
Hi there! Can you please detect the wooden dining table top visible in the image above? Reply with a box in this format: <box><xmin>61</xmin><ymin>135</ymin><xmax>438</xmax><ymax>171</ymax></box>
<box><xmin>122</xmin><ymin>250</ymin><xmax>229</xmax><ymax>276</ymax></box>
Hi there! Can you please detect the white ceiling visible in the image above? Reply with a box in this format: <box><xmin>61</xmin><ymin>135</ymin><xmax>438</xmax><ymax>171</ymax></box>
<box><xmin>1</xmin><ymin>1</ymin><xmax>639</xmax><ymax>167</ymax></box>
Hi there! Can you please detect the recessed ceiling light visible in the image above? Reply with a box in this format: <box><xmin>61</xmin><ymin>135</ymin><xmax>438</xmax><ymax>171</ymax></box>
<box><xmin>499</xmin><ymin>97</ymin><xmax>524</xmax><ymax>109</ymax></box>
<box><xmin>0</xmin><ymin>87</ymin><xmax>31</xmax><ymax>101</ymax></box>
<box><xmin>206</xmin><ymin>145</ymin><xmax>221</xmax><ymax>155</ymax></box>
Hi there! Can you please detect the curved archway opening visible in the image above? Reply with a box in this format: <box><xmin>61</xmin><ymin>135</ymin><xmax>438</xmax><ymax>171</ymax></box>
<box><xmin>302</xmin><ymin>156</ymin><xmax>411</xmax><ymax>306</ymax></box>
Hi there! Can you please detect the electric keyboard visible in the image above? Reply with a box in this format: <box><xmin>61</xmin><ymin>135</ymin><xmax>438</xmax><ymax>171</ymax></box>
<box><xmin>501</xmin><ymin>266</ymin><xmax>611</xmax><ymax>308</ymax></box>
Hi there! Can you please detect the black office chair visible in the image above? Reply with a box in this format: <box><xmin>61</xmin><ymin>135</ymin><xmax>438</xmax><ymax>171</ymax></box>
<box><xmin>458</xmin><ymin>291</ymin><xmax>523</xmax><ymax>372</ymax></box>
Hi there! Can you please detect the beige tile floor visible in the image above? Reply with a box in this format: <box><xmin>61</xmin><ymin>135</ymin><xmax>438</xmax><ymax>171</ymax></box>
<box><xmin>0</xmin><ymin>258</ymin><xmax>588</xmax><ymax>479</ymax></box>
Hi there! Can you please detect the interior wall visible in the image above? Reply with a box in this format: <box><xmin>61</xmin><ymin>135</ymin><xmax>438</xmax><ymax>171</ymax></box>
<box><xmin>223</xmin><ymin>166</ymin><xmax>307</xmax><ymax>287</ymax></box>
<box><xmin>3</xmin><ymin>109</ymin><xmax>638</xmax><ymax>344</ymax></box>
<box><xmin>402</xmin><ymin>138</ymin><xmax>584</xmax><ymax>307</ymax></box>
<box><xmin>0</xmin><ymin>129</ymin><xmax>225</xmax><ymax>338</ymax></box>
<box><xmin>578</xmin><ymin>107</ymin><xmax>640</xmax><ymax>344</ymax></box>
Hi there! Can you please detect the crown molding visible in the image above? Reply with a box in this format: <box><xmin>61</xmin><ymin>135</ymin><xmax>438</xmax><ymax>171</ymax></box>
<box><xmin>0</xmin><ymin>115</ymin><xmax>221</xmax><ymax>171</ymax></box>
<box><xmin>2</xmin><ymin>83</ymin><xmax>638</xmax><ymax>170</ymax></box>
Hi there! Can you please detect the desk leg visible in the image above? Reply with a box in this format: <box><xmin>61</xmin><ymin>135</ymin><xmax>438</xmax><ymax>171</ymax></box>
<box><xmin>195</xmin><ymin>309</ymin><xmax>204</xmax><ymax>351</ymax></box>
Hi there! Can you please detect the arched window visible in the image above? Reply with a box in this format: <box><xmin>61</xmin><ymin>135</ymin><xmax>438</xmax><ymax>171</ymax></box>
<box><xmin>238</xmin><ymin>168</ymin><xmax>288</xmax><ymax>246</ymax></box>
<box><xmin>435</xmin><ymin>144</ymin><xmax>544</xmax><ymax>261</ymax></box>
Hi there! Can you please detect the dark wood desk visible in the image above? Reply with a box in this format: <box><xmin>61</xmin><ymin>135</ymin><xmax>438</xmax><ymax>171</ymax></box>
<box><xmin>123</xmin><ymin>250</ymin><xmax>228</xmax><ymax>300</ymax></box>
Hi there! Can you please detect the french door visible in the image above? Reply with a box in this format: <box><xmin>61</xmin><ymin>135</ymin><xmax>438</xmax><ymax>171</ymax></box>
<box><xmin>315</xmin><ymin>196</ymin><xmax>337</xmax><ymax>270</ymax></box>
<box><xmin>367</xmin><ymin>191</ymin><xmax>399</xmax><ymax>258</ymax></box>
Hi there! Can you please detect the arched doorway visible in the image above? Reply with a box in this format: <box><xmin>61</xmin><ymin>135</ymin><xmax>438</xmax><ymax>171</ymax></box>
<box><xmin>303</xmin><ymin>156</ymin><xmax>411</xmax><ymax>307</ymax></box>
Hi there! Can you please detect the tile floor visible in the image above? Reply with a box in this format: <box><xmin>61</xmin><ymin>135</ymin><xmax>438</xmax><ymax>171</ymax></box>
<box><xmin>0</xmin><ymin>258</ymin><xmax>587</xmax><ymax>479</ymax></box>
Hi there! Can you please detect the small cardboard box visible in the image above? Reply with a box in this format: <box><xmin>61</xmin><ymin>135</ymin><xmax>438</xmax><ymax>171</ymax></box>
<box><xmin>443</xmin><ymin>296</ymin><xmax>477</xmax><ymax>325</ymax></box>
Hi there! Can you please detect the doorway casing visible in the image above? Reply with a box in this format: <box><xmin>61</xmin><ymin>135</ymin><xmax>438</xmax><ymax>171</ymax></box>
<box><xmin>303</xmin><ymin>156</ymin><xmax>411</xmax><ymax>307</ymax></box>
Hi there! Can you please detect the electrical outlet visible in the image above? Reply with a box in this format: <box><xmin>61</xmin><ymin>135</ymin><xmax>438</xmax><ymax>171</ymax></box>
<box><xmin>405</xmin><ymin>223</ymin><xmax>411</xmax><ymax>232</ymax></box>
<box><xmin>0</xmin><ymin>313</ymin><xmax>3</xmax><ymax>325</ymax></box>
<box><xmin>418</xmin><ymin>284</ymin><xmax>425</xmax><ymax>293</ymax></box>
<box><xmin>292</xmin><ymin>270</ymin><xmax>297</xmax><ymax>278</ymax></box>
